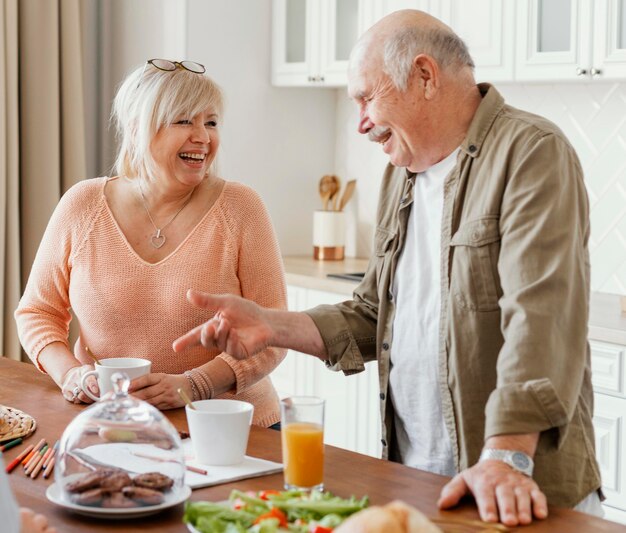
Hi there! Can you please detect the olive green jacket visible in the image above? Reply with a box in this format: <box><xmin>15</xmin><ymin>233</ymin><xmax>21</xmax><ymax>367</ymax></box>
<box><xmin>306</xmin><ymin>84</ymin><xmax>601</xmax><ymax>507</ymax></box>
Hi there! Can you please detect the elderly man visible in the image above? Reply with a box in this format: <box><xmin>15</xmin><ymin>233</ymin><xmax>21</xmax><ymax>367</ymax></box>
<box><xmin>174</xmin><ymin>9</ymin><xmax>601</xmax><ymax>527</ymax></box>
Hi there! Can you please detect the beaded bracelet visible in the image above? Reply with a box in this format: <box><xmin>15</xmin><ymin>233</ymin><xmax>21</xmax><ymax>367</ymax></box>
<box><xmin>183</xmin><ymin>371</ymin><xmax>201</xmax><ymax>401</ymax></box>
<box><xmin>184</xmin><ymin>368</ymin><xmax>215</xmax><ymax>400</ymax></box>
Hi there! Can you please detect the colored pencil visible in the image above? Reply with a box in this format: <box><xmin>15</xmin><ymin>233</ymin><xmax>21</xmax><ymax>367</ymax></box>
<box><xmin>42</xmin><ymin>457</ymin><xmax>55</xmax><ymax>479</ymax></box>
<box><xmin>0</xmin><ymin>438</ymin><xmax>22</xmax><ymax>452</ymax></box>
<box><xmin>43</xmin><ymin>441</ymin><xmax>59</xmax><ymax>469</ymax></box>
<box><xmin>21</xmin><ymin>438</ymin><xmax>45</xmax><ymax>465</ymax></box>
<box><xmin>185</xmin><ymin>464</ymin><xmax>208</xmax><ymax>475</ymax></box>
<box><xmin>25</xmin><ymin>444</ymin><xmax>48</xmax><ymax>475</ymax></box>
<box><xmin>30</xmin><ymin>446</ymin><xmax>54</xmax><ymax>479</ymax></box>
<box><xmin>5</xmin><ymin>444</ymin><xmax>34</xmax><ymax>474</ymax></box>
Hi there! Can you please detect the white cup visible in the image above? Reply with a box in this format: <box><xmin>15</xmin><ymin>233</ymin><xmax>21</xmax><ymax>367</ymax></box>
<box><xmin>185</xmin><ymin>399</ymin><xmax>254</xmax><ymax>466</ymax></box>
<box><xmin>80</xmin><ymin>358</ymin><xmax>152</xmax><ymax>401</ymax></box>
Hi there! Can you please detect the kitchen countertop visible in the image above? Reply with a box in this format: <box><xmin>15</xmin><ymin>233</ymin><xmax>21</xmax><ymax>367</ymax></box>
<box><xmin>283</xmin><ymin>255</ymin><xmax>626</xmax><ymax>346</ymax></box>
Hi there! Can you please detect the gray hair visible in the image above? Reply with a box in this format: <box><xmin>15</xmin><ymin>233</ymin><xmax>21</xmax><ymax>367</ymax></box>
<box><xmin>112</xmin><ymin>62</ymin><xmax>224</xmax><ymax>180</ymax></box>
<box><xmin>383</xmin><ymin>26</ymin><xmax>475</xmax><ymax>91</ymax></box>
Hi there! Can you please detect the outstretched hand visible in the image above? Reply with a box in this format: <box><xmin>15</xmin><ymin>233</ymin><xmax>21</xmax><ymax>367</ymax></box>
<box><xmin>173</xmin><ymin>289</ymin><xmax>274</xmax><ymax>359</ymax></box>
<box><xmin>438</xmin><ymin>460</ymin><xmax>548</xmax><ymax>527</ymax></box>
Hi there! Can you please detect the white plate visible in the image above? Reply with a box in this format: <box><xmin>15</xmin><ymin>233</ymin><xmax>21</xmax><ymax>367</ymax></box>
<box><xmin>46</xmin><ymin>482</ymin><xmax>191</xmax><ymax>519</ymax></box>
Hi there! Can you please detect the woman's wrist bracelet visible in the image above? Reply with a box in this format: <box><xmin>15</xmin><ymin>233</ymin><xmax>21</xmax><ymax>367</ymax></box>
<box><xmin>183</xmin><ymin>370</ymin><xmax>201</xmax><ymax>401</ymax></box>
<box><xmin>185</xmin><ymin>368</ymin><xmax>215</xmax><ymax>400</ymax></box>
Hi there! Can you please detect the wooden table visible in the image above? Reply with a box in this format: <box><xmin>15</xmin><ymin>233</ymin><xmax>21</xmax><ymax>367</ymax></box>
<box><xmin>1</xmin><ymin>358</ymin><xmax>621</xmax><ymax>532</ymax></box>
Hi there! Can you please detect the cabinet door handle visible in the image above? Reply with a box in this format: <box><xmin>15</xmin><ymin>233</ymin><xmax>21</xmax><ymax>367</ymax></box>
<box><xmin>319</xmin><ymin>76</ymin><xmax>325</xmax><ymax>82</ymax></box>
<box><xmin>575</xmin><ymin>67</ymin><xmax>588</xmax><ymax>76</ymax></box>
<box><xmin>307</xmin><ymin>75</ymin><xmax>314</xmax><ymax>82</ymax></box>
<box><xmin>591</xmin><ymin>68</ymin><xmax>602</xmax><ymax>77</ymax></box>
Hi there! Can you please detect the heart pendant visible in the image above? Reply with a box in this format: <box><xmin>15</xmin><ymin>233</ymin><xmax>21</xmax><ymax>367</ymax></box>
<box><xmin>151</xmin><ymin>234</ymin><xmax>166</xmax><ymax>249</ymax></box>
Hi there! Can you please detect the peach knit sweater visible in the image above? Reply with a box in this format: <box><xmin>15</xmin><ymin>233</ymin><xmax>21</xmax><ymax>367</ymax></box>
<box><xmin>15</xmin><ymin>177</ymin><xmax>287</xmax><ymax>427</ymax></box>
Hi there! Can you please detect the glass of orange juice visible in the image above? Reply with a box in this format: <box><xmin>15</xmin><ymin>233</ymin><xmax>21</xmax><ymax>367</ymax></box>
<box><xmin>280</xmin><ymin>396</ymin><xmax>325</xmax><ymax>491</ymax></box>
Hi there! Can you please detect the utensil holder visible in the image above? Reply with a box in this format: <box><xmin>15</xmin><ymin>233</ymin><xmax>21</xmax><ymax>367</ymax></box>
<box><xmin>313</xmin><ymin>211</ymin><xmax>345</xmax><ymax>261</ymax></box>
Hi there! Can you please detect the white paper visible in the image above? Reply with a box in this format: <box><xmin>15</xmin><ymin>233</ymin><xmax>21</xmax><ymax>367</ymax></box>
<box><xmin>76</xmin><ymin>441</ymin><xmax>283</xmax><ymax>490</ymax></box>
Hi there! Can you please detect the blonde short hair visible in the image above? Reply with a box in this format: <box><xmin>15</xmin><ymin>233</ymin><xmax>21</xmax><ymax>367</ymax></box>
<box><xmin>112</xmin><ymin>62</ymin><xmax>224</xmax><ymax>179</ymax></box>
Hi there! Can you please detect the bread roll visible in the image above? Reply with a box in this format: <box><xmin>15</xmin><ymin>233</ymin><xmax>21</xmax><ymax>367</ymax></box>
<box><xmin>335</xmin><ymin>500</ymin><xmax>441</xmax><ymax>533</ymax></box>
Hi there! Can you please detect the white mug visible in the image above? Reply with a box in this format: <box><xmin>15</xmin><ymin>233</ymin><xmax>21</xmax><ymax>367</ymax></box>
<box><xmin>80</xmin><ymin>358</ymin><xmax>151</xmax><ymax>401</ymax></box>
<box><xmin>186</xmin><ymin>399</ymin><xmax>254</xmax><ymax>466</ymax></box>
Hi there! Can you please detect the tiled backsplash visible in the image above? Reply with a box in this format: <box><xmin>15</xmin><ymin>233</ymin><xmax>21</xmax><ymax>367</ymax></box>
<box><xmin>335</xmin><ymin>82</ymin><xmax>626</xmax><ymax>294</ymax></box>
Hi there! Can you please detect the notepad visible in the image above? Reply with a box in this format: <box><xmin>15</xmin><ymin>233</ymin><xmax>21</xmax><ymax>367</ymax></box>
<box><xmin>182</xmin><ymin>440</ymin><xmax>283</xmax><ymax>489</ymax></box>
<box><xmin>75</xmin><ymin>441</ymin><xmax>283</xmax><ymax>490</ymax></box>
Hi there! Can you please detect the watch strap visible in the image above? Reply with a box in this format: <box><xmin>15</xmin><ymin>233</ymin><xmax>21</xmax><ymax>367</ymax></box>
<box><xmin>479</xmin><ymin>448</ymin><xmax>534</xmax><ymax>477</ymax></box>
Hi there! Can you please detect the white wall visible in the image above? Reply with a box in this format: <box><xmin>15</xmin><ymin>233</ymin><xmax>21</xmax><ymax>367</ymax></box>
<box><xmin>334</xmin><ymin>82</ymin><xmax>626</xmax><ymax>294</ymax></box>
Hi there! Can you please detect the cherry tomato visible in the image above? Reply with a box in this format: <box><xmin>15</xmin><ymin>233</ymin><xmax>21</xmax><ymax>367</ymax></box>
<box><xmin>259</xmin><ymin>490</ymin><xmax>281</xmax><ymax>500</ymax></box>
<box><xmin>253</xmin><ymin>507</ymin><xmax>288</xmax><ymax>527</ymax></box>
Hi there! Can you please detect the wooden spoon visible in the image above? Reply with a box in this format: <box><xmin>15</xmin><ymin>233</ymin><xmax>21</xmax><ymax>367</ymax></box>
<box><xmin>339</xmin><ymin>179</ymin><xmax>356</xmax><ymax>211</ymax></box>
<box><xmin>329</xmin><ymin>175</ymin><xmax>341</xmax><ymax>211</ymax></box>
<box><xmin>319</xmin><ymin>175</ymin><xmax>334</xmax><ymax>210</ymax></box>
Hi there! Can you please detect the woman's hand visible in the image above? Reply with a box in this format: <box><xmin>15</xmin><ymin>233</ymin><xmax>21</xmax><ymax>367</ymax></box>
<box><xmin>20</xmin><ymin>507</ymin><xmax>58</xmax><ymax>533</ymax></box>
<box><xmin>127</xmin><ymin>373</ymin><xmax>190</xmax><ymax>410</ymax></box>
<box><xmin>60</xmin><ymin>364</ymin><xmax>97</xmax><ymax>404</ymax></box>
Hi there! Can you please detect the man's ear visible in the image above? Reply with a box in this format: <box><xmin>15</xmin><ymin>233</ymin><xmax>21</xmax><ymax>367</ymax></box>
<box><xmin>413</xmin><ymin>54</ymin><xmax>440</xmax><ymax>100</ymax></box>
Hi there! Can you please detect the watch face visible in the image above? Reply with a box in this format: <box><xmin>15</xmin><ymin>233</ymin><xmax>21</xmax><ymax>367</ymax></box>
<box><xmin>511</xmin><ymin>452</ymin><xmax>530</xmax><ymax>469</ymax></box>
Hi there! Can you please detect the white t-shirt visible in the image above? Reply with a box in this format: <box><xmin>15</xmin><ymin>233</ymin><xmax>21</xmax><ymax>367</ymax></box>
<box><xmin>389</xmin><ymin>149</ymin><xmax>459</xmax><ymax>476</ymax></box>
<box><xmin>0</xmin><ymin>456</ymin><xmax>20</xmax><ymax>533</ymax></box>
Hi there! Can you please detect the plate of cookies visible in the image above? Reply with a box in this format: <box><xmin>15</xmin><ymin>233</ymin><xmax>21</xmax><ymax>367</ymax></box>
<box><xmin>46</xmin><ymin>468</ymin><xmax>191</xmax><ymax>519</ymax></box>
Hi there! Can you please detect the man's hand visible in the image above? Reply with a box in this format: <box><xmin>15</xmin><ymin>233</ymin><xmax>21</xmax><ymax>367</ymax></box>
<box><xmin>438</xmin><ymin>460</ymin><xmax>548</xmax><ymax>526</ymax></box>
<box><xmin>173</xmin><ymin>289</ymin><xmax>274</xmax><ymax>359</ymax></box>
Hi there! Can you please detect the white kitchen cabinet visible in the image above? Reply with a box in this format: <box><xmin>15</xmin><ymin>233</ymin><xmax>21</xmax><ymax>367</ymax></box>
<box><xmin>270</xmin><ymin>284</ymin><xmax>382</xmax><ymax>458</ymax></box>
<box><xmin>272</xmin><ymin>0</ymin><xmax>362</xmax><ymax>86</ymax></box>
<box><xmin>439</xmin><ymin>0</ymin><xmax>515</xmax><ymax>82</ymax></box>
<box><xmin>360</xmin><ymin>0</ymin><xmax>434</xmax><ymax>35</ymax></box>
<box><xmin>590</xmin><ymin>339</ymin><xmax>626</xmax><ymax>524</ymax></box>
<box><xmin>516</xmin><ymin>0</ymin><xmax>626</xmax><ymax>81</ymax></box>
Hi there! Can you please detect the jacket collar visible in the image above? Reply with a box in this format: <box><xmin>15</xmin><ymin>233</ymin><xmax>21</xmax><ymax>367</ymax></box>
<box><xmin>460</xmin><ymin>83</ymin><xmax>505</xmax><ymax>158</ymax></box>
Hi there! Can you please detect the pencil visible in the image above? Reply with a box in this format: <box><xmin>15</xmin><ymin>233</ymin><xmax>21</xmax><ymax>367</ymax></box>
<box><xmin>0</xmin><ymin>438</ymin><xmax>22</xmax><ymax>452</ymax></box>
<box><xmin>185</xmin><ymin>464</ymin><xmax>208</xmax><ymax>475</ymax></box>
<box><xmin>21</xmin><ymin>438</ymin><xmax>45</xmax><ymax>465</ymax></box>
<box><xmin>5</xmin><ymin>444</ymin><xmax>34</xmax><ymax>474</ymax></box>
<box><xmin>42</xmin><ymin>457</ymin><xmax>55</xmax><ymax>479</ymax></box>
<box><xmin>25</xmin><ymin>444</ymin><xmax>48</xmax><ymax>475</ymax></box>
<box><xmin>30</xmin><ymin>446</ymin><xmax>54</xmax><ymax>479</ymax></box>
<box><xmin>43</xmin><ymin>441</ymin><xmax>59</xmax><ymax>469</ymax></box>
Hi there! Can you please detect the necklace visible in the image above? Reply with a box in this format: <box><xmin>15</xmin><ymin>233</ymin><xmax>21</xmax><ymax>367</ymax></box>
<box><xmin>137</xmin><ymin>180</ymin><xmax>197</xmax><ymax>249</ymax></box>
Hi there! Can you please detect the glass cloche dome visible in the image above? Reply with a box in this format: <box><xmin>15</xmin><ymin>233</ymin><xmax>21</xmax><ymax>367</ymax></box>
<box><xmin>55</xmin><ymin>372</ymin><xmax>186</xmax><ymax>510</ymax></box>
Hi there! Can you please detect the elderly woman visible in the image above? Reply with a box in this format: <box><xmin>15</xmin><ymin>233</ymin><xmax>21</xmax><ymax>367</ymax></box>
<box><xmin>15</xmin><ymin>59</ymin><xmax>287</xmax><ymax>427</ymax></box>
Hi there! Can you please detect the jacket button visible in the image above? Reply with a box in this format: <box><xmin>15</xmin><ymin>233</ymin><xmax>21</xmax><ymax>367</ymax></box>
<box><xmin>382</xmin><ymin>342</ymin><xmax>390</xmax><ymax>350</ymax></box>
<box><xmin>381</xmin><ymin>439</ymin><xmax>387</xmax><ymax>447</ymax></box>
<box><xmin>469</xmin><ymin>144</ymin><xmax>477</xmax><ymax>152</ymax></box>
<box><xmin>379</xmin><ymin>392</ymin><xmax>385</xmax><ymax>400</ymax></box>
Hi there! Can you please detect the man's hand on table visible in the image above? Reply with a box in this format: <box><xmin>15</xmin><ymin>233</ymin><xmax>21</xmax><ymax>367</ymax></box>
<box><xmin>438</xmin><ymin>459</ymin><xmax>548</xmax><ymax>526</ymax></box>
<box><xmin>438</xmin><ymin>432</ymin><xmax>547</xmax><ymax>527</ymax></box>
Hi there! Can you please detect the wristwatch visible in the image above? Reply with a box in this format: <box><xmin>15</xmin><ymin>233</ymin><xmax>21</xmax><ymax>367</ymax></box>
<box><xmin>479</xmin><ymin>449</ymin><xmax>534</xmax><ymax>477</ymax></box>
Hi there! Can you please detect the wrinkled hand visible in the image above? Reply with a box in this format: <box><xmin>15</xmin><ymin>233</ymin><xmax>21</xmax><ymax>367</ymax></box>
<box><xmin>60</xmin><ymin>364</ymin><xmax>97</xmax><ymax>404</ymax></box>
<box><xmin>438</xmin><ymin>460</ymin><xmax>548</xmax><ymax>527</ymax></box>
<box><xmin>128</xmin><ymin>373</ymin><xmax>189</xmax><ymax>410</ymax></box>
<box><xmin>173</xmin><ymin>289</ymin><xmax>273</xmax><ymax>359</ymax></box>
<box><xmin>20</xmin><ymin>507</ymin><xmax>58</xmax><ymax>533</ymax></box>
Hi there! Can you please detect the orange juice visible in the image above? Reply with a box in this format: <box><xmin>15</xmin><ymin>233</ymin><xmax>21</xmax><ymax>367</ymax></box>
<box><xmin>282</xmin><ymin>422</ymin><xmax>324</xmax><ymax>488</ymax></box>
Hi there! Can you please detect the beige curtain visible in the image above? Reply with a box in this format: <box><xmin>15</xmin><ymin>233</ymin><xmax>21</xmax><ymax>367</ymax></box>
<box><xmin>1</xmin><ymin>0</ymin><xmax>86</xmax><ymax>361</ymax></box>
